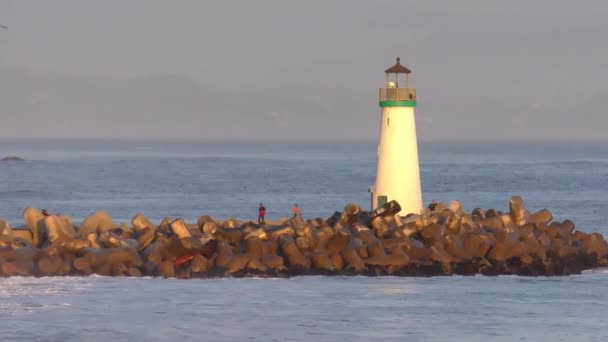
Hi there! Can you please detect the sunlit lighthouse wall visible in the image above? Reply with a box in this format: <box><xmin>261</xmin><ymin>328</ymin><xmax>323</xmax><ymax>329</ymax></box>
<box><xmin>369</xmin><ymin>57</ymin><xmax>423</xmax><ymax>215</ymax></box>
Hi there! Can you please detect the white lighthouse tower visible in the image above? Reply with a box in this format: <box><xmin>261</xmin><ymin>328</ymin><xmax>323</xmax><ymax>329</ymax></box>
<box><xmin>370</xmin><ymin>57</ymin><xmax>422</xmax><ymax>215</ymax></box>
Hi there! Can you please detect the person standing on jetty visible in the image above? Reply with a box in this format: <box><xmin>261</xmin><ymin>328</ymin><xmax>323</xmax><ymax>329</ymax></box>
<box><xmin>427</xmin><ymin>200</ymin><xmax>437</xmax><ymax>212</ymax></box>
<box><xmin>292</xmin><ymin>204</ymin><xmax>301</xmax><ymax>218</ymax></box>
<box><xmin>258</xmin><ymin>203</ymin><xmax>266</xmax><ymax>225</ymax></box>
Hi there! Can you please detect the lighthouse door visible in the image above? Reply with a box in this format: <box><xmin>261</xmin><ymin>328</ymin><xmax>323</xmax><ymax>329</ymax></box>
<box><xmin>377</xmin><ymin>195</ymin><xmax>388</xmax><ymax>208</ymax></box>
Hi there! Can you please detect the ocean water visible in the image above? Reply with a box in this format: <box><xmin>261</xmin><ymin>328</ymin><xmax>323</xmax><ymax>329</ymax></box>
<box><xmin>1</xmin><ymin>140</ymin><xmax>608</xmax><ymax>341</ymax></box>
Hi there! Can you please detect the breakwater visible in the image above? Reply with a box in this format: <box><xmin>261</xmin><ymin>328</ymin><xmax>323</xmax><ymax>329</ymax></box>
<box><xmin>1</xmin><ymin>196</ymin><xmax>607</xmax><ymax>278</ymax></box>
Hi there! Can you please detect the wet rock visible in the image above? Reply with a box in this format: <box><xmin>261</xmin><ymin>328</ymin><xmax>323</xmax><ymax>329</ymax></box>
<box><xmin>578</xmin><ymin>232</ymin><xmax>608</xmax><ymax>259</ymax></box>
<box><xmin>446</xmin><ymin>201</ymin><xmax>463</xmax><ymax>215</ymax></box>
<box><xmin>311</xmin><ymin>226</ymin><xmax>334</xmax><ymax>252</ymax></box>
<box><xmin>132</xmin><ymin>213</ymin><xmax>157</xmax><ymax>232</ymax></box>
<box><xmin>261</xmin><ymin>254</ymin><xmax>286</xmax><ymax>271</ymax></box>
<box><xmin>86</xmin><ymin>233</ymin><xmax>103</xmax><ymax>249</ymax></box>
<box><xmin>528</xmin><ymin>209</ymin><xmax>553</xmax><ymax>225</ymax></box>
<box><xmin>443</xmin><ymin>234</ymin><xmax>469</xmax><ymax>262</ymax></box>
<box><xmin>338</xmin><ymin>203</ymin><xmax>364</xmax><ymax>227</ymax></box>
<box><xmin>372</xmin><ymin>200</ymin><xmax>401</xmax><ymax>218</ymax></box>
<box><xmin>479</xmin><ymin>216</ymin><xmax>504</xmax><ymax>232</ymax></box>
<box><xmin>325</xmin><ymin>211</ymin><xmax>342</xmax><ymax>227</ymax></box>
<box><xmin>223</xmin><ymin>218</ymin><xmax>240</xmax><ymax>229</ymax></box>
<box><xmin>370</xmin><ymin>217</ymin><xmax>393</xmax><ymax>238</ymax></box>
<box><xmin>196</xmin><ymin>215</ymin><xmax>215</xmax><ymax>229</ymax></box>
<box><xmin>430</xmin><ymin>245</ymin><xmax>453</xmax><ymax>265</ymax></box>
<box><xmin>190</xmin><ymin>254</ymin><xmax>211</xmax><ymax>273</ymax></box>
<box><xmin>169</xmin><ymin>218</ymin><xmax>192</xmax><ymax>239</ymax></box>
<box><xmin>79</xmin><ymin>211</ymin><xmax>117</xmax><ymax>236</ymax></box>
<box><xmin>279</xmin><ymin>235</ymin><xmax>310</xmax><ymax>269</ymax></box>
<box><xmin>226</xmin><ymin>254</ymin><xmax>252</xmax><ymax>274</ymax></box>
<box><xmin>311</xmin><ymin>251</ymin><xmax>334</xmax><ymax>271</ymax></box>
<box><xmin>0</xmin><ymin>219</ymin><xmax>11</xmax><ymax>240</ymax></box>
<box><xmin>325</xmin><ymin>230</ymin><xmax>350</xmax><ymax>255</ymax></box>
<box><xmin>43</xmin><ymin>215</ymin><xmax>77</xmax><ymax>246</ymax></box>
<box><xmin>268</xmin><ymin>226</ymin><xmax>295</xmax><ymax>240</ymax></box>
<box><xmin>37</xmin><ymin>253</ymin><xmax>66</xmax><ymax>275</ymax></box>
<box><xmin>217</xmin><ymin>227</ymin><xmax>247</xmax><ymax>245</ymax></box>
<box><xmin>381</xmin><ymin>237</ymin><xmax>410</xmax><ymax>252</ymax></box>
<box><xmin>128</xmin><ymin>267</ymin><xmax>143</xmax><ymax>277</ymax></box>
<box><xmin>133</xmin><ymin>226</ymin><xmax>156</xmax><ymax>251</ymax></box>
<box><xmin>22</xmin><ymin>207</ymin><xmax>47</xmax><ymax>247</ymax></box>
<box><xmin>355</xmin><ymin>211</ymin><xmax>373</xmax><ymax>227</ymax></box>
<box><xmin>419</xmin><ymin>223</ymin><xmax>444</xmax><ymax>247</ymax></box>
<box><xmin>471</xmin><ymin>208</ymin><xmax>486</xmax><ymax>219</ymax></box>
<box><xmin>295</xmin><ymin>236</ymin><xmax>313</xmax><ymax>253</ymax></box>
<box><xmin>245</xmin><ymin>236</ymin><xmax>265</xmax><ymax>258</ymax></box>
<box><xmin>330</xmin><ymin>253</ymin><xmax>344</xmax><ymax>271</ymax></box>
<box><xmin>288</xmin><ymin>216</ymin><xmax>306</xmax><ymax>229</ymax></box>
<box><xmin>401</xmin><ymin>214</ymin><xmax>429</xmax><ymax>229</ymax></box>
<box><xmin>244</xmin><ymin>228</ymin><xmax>267</xmax><ymax>241</ymax></box>
<box><xmin>247</xmin><ymin>257</ymin><xmax>269</xmax><ymax>273</ymax></box>
<box><xmin>160</xmin><ymin>260</ymin><xmax>175</xmax><ymax>278</ymax></box>
<box><xmin>500</xmin><ymin>214</ymin><xmax>514</xmax><ymax>228</ymax></box>
<box><xmin>59</xmin><ymin>238</ymin><xmax>91</xmax><ymax>254</ymax></box>
<box><xmin>560</xmin><ymin>220</ymin><xmax>576</xmax><ymax>237</ymax></box>
<box><xmin>0</xmin><ymin>246</ymin><xmax>37</xmax><ymax>276</ymax></box>
<box><xmin>99</xmin><ymin>230</ymin><xmax>128</xmax><ymax>248</ymax></box>
<box><xmin>365</xmin><ymin>254</ymin><xmax>409</xmax><ymax>267</ymax></box>
<box><xmin>485</xmin><ymin>209</ymin><xmax>500</xmax><ymax>218</ymax></box>
<box><xmin>8</xmin><ymin>227</ymin><xmax>34</xmax><ymax>245</ymax></box>
<box><xmin>78</xmin><ymin>247</ymin><xmax>142</xmax><ymax>270</ymax></box>
<box><xmin>405</xmin><ymin>242</ymin><xmax>431</xmax><ymax>264</ymax></box>
<box><xmin>509</xmin><ymin>196</ymin><xmax>527</xmax><ymax>226</ymax></box>
<box><xmin>462</xmin><ymin>233</ymin><xmax>495</xmax><ymax>259</ymax></box>
<box><xmin>366</xmin><ymin>240</ymin><xmax>386</xmax><ymax>258</ymax></box>
<box><xmin>215</xmin><ymin>241</ymin><xmax>234</xmax><ymax>268</ymax></box>
<box><xmin>202</xmin><ymin>221</ymin><xmax>219</xmax><ymax>235</ymax></box>
<box><xmin>340</xmin><ymin>245</ymin><xmax>366</xmax><ymax>272</ymax></box>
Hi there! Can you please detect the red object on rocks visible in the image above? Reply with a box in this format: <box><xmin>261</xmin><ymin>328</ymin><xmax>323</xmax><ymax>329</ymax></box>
<box><xmin>173</xmin><ymin>240</ymin><xmax>219</xmax><ymax>268</ymax></box>
<box><xmin>173</xmin><ymin>253</ymin><xmax>196</xmax><ymax>268</ymax></box>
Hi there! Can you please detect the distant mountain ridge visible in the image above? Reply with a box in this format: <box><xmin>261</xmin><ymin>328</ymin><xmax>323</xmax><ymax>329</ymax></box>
<box><xmin>1</xmin><ymin>67</ymin><xmax>607</xmax><ymax>142</ymax></box>
<box><xmin>0</xmin><ymin>67</ymin><xmax>374</xmax><ymax>141</ymax></box>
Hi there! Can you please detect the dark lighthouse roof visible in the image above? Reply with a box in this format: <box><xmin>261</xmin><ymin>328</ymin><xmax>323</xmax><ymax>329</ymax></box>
<box><xmin>385</xmin><ymin>57</ymin><xmax>411</xmax><ymax>74</ymax></box>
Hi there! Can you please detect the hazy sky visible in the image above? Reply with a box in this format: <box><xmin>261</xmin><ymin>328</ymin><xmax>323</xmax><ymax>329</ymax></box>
<box><xmin>1</xmin><ymin>1</ymin><xmax>607</xmax><ymax>142</ymax></box>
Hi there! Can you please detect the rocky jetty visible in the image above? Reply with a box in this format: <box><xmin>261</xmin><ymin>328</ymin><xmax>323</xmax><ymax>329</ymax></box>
<box><xmin>1</xmin><ymin>197</ymin><xmax>607</xmax><ymax>278</ymax></box>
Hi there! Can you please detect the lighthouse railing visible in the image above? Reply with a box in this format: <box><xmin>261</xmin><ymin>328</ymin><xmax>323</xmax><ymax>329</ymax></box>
<box><xmin>379</xmin><ymin>88</ymin><xmax>416</xmax><ymax>101</ymax></box>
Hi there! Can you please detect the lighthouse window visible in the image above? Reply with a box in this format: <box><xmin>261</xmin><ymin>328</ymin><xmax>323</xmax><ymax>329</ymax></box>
<box><xmin>387</xmin><ymin>117</ymin><xmax>390</xmax><ymax>126</ymax></box>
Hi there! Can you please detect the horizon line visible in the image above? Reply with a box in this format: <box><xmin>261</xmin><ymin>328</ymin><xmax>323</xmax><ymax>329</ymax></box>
<box><xmin>2</xmin><ymin>136</ymin><xmax>608</xmax><ymax>145</ymax></box>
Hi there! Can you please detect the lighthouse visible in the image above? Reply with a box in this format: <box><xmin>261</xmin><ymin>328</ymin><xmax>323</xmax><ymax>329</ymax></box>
<box><xmin>369</xmin><ymin>57</ymin><xmax>422</xmax><ymax>215</ymax></box>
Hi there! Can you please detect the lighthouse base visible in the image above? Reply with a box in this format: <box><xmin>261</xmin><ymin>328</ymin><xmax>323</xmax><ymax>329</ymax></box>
<box><xmin>368</xmin><ymin>186</ymin><xmax>389</xmax><ymax>212</ymax></box>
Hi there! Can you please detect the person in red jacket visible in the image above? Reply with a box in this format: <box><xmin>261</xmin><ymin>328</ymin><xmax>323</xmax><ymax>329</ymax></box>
<box><xmin>292</xmin><ymin>204</ymin><xmax>301</xmax><ymax>218</ymax></box>
<box><xmin>258</xmin><ymin>203</ymin><xmax>266</xmax><ymax>225</ymax></box>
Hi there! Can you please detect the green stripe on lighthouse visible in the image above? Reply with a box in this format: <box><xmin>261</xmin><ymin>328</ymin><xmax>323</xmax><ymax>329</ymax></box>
<box><xmin>379</xmin><ymin>100</ymin><xmax>417</xmax><ymax>108</ymax></box>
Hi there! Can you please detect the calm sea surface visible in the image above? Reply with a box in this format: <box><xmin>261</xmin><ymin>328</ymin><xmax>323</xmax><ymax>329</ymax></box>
<box><xmin>1</xmin><ymin>140</ymin><xmax>608</xmax><ymax>341</ymax></box>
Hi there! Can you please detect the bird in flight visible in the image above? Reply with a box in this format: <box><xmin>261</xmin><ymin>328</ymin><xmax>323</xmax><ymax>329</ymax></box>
<box><xmin>0</xmin><ymin>25</ymin><xmax>7</xmax><ymax>29</ymax></box>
